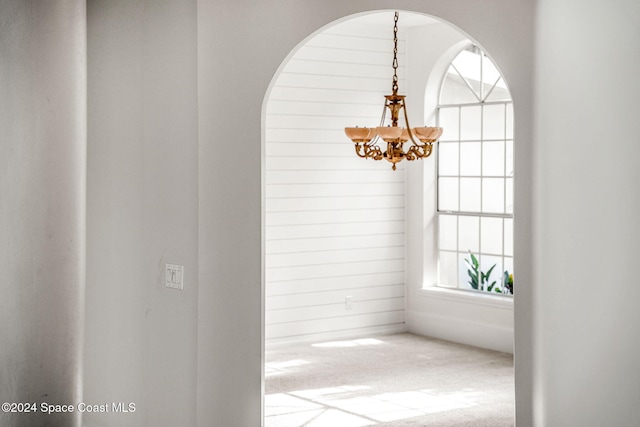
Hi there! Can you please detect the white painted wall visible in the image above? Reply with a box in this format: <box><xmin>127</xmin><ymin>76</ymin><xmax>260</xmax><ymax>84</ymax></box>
<box><xmin>85</xmin><ymin>0</ymin><xmax>198</xmax><ymax>425</ymax></box>
<box><xmin>0</xmin><ymin>1</ymin><xmax>86</xmax><ymax>426</ymax></box>
<box><xmin>265</xmin><ymin>18</ymin><xmax>408</xmax><ymax>345</ymax></box>
<box><xmin>1</xmin><ymin>1</ymin><xmax>540</xmax><ymax>427</ymax></box>
<box><xmin>198</xmin><ymin>2</ymin><xmax>534</xmax><ymax>426</ymax></box>
<box><xmin>533</xmin><ymin>1</ymin><xmax>640</xmax><ymax>425</ymax></box>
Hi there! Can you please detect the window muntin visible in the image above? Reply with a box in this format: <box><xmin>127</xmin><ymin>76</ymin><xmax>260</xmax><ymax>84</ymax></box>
<box><xmin>436</xmin><ymin>45</ymin><xmax>514</xmax><ymax>294</ymax></box>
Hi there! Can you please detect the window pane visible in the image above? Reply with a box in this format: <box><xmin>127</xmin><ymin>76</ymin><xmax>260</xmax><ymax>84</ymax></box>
<box><xmin>504</xmin><ymin>218</ymin><xmax>513</xmax><ymax>256</ymax></box>
<box><xmin>482</xmin><ymin>53</ymin><xmax>500</xmax><ymax>83</ymax></box>
<box><xmin>482</xmin><ymin>140</ymin><xmax>505</xmax><ymax>177</ymax></box>
<box><xmin>460</xmin><ymin>142</ymin><xmax>481</xmax><ymax>176</ymax></box>
<box><xmin>440</xmin><ymin>70</ymin><xmax>479</xmax><ymax>105</ymax></box>
<box><xmin>438</xmin><ymin>177</ymin><xmax>459</xmax><ymax>211</ymax></box>
<box><xmin>460</xmin><ymin>178</ymin><xmax>481</xmax><ymax>212</ymax></box>
<box><xmin>506</xmin><ymin>105</ymin><xmax>514</xmax><ymax>139</ymax></box>
<box><xmin>506</xmin><ymin>140</ymin><xmax>514</xmax><ymax>176</ymax></box>
<box><xmin>439</xmin><ymin>251</ymin><xmax>458</xmax><ymax>288</ymax></box>
<box><xmin>485</xmin><ymin>78</ymin><xmax>511</xmax><ymax>102</ymax></box>
<box><xmin>482</xmin><ymin>104</ymin><xmax>505</xmax><ymax>140</ymax></box>
<box><xmin>458</xmin><ymin>215</ymin><xmax>479</xmax><ymax>254</ymax></box>
<box><xmin>452</xmin><ymin>49</ymin><xmax>482</xmax><ymax>100</ymax></box>
<box><xmin>460</xmin><ymin>252</ymin><xmax>475</xmax><ymax>290</ymax></box>
<box><xmin>481</xmin><ymin>217</ymin><xmax>503</xmax><ymax>255</ymax></box>
<box><xmin>506</xmin><ymin>178</ymin><xmax>513</xmax><ymax>214</ymax></box>
<box><xmin>439</xmin><ymin>107</ymin><xmax>459</xmax><ymax>141</ymax></box>
<box><xmin>453</xmin><ymin>49</ymin><xmax>481</xmax><ymax>80</ymax></box>
<box><xmin>438</xmin><ymin>142</ymin><xmax>459</xmax><ymax>175</ymax></box>
<box><xmin>439</xmin><ymin>215</ymin><xmax>457</xmax><ymax>251</ymax></box>
<box><xmin>460</xmin><ymin>106</ymin><xmax>481</xmax><ymax>140</ymax></box>
<box><xmin>503</xmin><ymin>257</ymin><xmax>514</xmax><ymax>285</ymax></box>
<box><xmin>482</xmin><ymin>178</ymin><xmax>505</xmax><ymax>213</ymax></box>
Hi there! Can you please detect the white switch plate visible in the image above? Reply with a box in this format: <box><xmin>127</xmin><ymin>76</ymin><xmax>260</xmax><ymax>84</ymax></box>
<box><xmin>166</xmin><ymin>264</ymin><xmax>184</xmax><ymax>290</ymax></box>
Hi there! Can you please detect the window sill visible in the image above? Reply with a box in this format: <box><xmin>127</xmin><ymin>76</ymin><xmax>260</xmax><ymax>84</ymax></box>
<box><xmin>418</xmin><ymin>286</ymin><xmax>514</xmax><ymax>310</ymax></box>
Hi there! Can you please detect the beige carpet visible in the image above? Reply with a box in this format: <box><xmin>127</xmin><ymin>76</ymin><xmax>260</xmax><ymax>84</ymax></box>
<box><xmin>265</xmin><ymin>333</ymin><xmax>514</xmax><ymax>427</ymax></box>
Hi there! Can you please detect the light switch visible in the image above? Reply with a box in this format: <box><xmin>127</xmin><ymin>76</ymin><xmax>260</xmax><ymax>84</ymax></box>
<box><xmin>166</xmin><ymin>264</ymin><xmax>184</xmax><ymax>290</ymax></box>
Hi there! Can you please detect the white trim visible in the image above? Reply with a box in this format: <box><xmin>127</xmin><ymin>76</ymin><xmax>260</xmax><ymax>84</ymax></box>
<box><xmin>419</xmin><ymin>286</ymin><xmax>513</xmax><ymax>309</ymax></box>
<box><xmin>407</xmin><ymin>309</ymin><xmax>513</xmax><ymax>354</ymax></box>
<box><xmin>406</xmin><ymin>286</ymin><xmax>513</xmax><ymax>353</ymax></box>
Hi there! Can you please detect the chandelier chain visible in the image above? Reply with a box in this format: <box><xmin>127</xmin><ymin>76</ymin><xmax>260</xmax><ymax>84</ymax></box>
<box><xmin>392</xmin><ymin>11</ymin><xmax>399</xmax><ymax>95</ymax></box>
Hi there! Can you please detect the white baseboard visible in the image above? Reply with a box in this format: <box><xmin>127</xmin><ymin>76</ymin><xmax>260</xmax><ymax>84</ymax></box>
<box><xmin>406</xmin><ymin>310</ymin><xmax>514</xmax><ymax>354</ymax></box>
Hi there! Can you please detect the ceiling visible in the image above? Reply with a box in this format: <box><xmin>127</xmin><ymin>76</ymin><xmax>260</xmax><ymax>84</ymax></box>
<box><xmin>350</xmin><ymin>10</ymin><xmax>440</xmax><ymax>28</ymax></box>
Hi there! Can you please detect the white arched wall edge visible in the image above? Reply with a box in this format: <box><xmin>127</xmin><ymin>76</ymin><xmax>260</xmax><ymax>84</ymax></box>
<box><xmin>196</xmin><ymin>1</ymin><xmax>534</xmax><ymax>426</ymax></box>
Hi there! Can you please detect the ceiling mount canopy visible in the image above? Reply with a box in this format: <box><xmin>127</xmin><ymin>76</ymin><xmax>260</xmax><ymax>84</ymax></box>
<box><xmin>345</xmin><ymin>11</ymin><xmax>443</xmax><ymax>170</ymax></box>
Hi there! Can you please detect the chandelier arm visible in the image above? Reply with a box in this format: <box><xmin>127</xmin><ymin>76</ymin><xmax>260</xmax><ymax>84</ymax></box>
<box><xmin>366</xmin><ymin>145</ymin><xmax>383</xmax><ymax>160</ymax></box>
<box><xmin>407</xmin><ymin>144</ymin><xmax>434</xmax><ymax>160</ymax></box>
<box><xmin>354</xmin><ymin>144</ymin><xmax>368</xmax><ymax>158</ymax></box>
<box><xmin>406</xmin><ymin>145</ymin><xmax>418</xmax><ymax>160</ymax></box>
<box><xmin>421</xmin><ymin>144</ymin><xmax>433</xmax><ymax>158</ymax></box>
<box><xmin>405</xmin><ymin>147</ymin><xmax>415</xmax><ymax>161</ymax></box>
<box><xmin>366</xmin><ymin>134</ymin><xmax>382</xmax><ymax>149</ymax></box>
<box><xmin>400</xmin><ymin>102</ymin><xmax>423</xmax><ymax>147</ymax></box>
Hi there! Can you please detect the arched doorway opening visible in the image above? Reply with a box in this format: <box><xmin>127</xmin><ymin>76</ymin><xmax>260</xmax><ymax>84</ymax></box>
<box><xmin>262</xmin><ymin>9</ymin><xmax>515</xmax><ymax>426</ymax></box>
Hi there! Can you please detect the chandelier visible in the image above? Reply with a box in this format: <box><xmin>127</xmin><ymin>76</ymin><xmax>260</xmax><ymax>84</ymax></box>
<box><xmin>345</xmin><ymin>12</ymin><xmax>443</xmax><ymax>170</ymax></box>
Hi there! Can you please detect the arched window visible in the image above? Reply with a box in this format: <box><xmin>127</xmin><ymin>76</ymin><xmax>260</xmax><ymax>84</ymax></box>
<box><xmin>436</xmin><ymin>45</ymin><xmax>514</xmax><ymax>294</ymax></box>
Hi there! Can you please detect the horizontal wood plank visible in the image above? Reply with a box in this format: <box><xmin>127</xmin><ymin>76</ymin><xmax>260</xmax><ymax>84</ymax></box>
<box><xmin>267</xmin><ymin>272</ymin><xmax>404</xmax><ymax>296</ymax></box>
<box><xmin>266</xmin><ymin>245</ymin><xmax>403</xmax><ymax>268</ymax></box>
<box><xmin>266</xmin><ymin>169</ymin><xmax>404</xmax><ymax>185</ymax></box>
<box><xmin>266</xmin><ymin>259</ymin><xmax>404</xmax><ymax>283</ymax></box>
<box><xmin>266</xmin><ymin>207</ymin><xmax>404</xmax><ymax>226</ymax></box>
<box><xmin>266</xmin><ymin>221</ymin><xmax>404</xmax><ymax>240</ymax></box>
<box><xmin>266</xmin><ymin>311</ymin><xmax>405</xmax><ymax>340</ymax></box>
<box><xmin>267</xmin><ymin>182</ymin><xmax>403</xmax><ymax>199</ymax></box>
<box><xmin>266</xmin><ymin>298</ymin><xmax>405</xmax><ymax>324</ymax></box>
<box><xmin>267</xmin><ymin>284</ymin><xmax>405</xmax><ymax>310</ymax></box>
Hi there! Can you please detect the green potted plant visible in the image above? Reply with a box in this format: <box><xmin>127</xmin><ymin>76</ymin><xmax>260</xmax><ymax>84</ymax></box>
<box><xmin>464</xmin><ymin>252</ymin><xmax>500</xmax><ymax>292</ymax></box>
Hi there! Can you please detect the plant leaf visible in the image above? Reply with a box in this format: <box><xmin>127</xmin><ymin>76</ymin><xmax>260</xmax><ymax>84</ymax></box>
<box><xmin>467</xmin><ymin>270</ymin><xmax>478</xmax><ymax>289</ymax></box>
<box><xmin>485</xmin><ymin>263</ymin><xmax>496</xmax><ymax>278</ymax></box>
<box><xmin>470</xmin><ymin>253</ymin><xmax>479</xmax><ymax>267</ymax></box>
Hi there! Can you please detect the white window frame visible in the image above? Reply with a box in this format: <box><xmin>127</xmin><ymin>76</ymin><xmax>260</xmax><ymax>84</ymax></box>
<box><xmin>435</xmin><ymin>45</ymin><xmax>514</xmax><ymax>295</ymax></box>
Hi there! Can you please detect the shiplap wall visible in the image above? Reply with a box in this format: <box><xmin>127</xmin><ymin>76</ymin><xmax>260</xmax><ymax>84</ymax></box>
<box><xmin>265</xmin><ymin>20</ymin><xmax>408</xmax><ymax>344</ymax></box>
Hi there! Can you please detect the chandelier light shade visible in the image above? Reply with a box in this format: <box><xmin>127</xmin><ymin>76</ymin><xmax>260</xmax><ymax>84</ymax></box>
<box><xmin>345</xmin><ymin>12</ymin><xmax>443</xmax><ymax>170</ymax></box>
